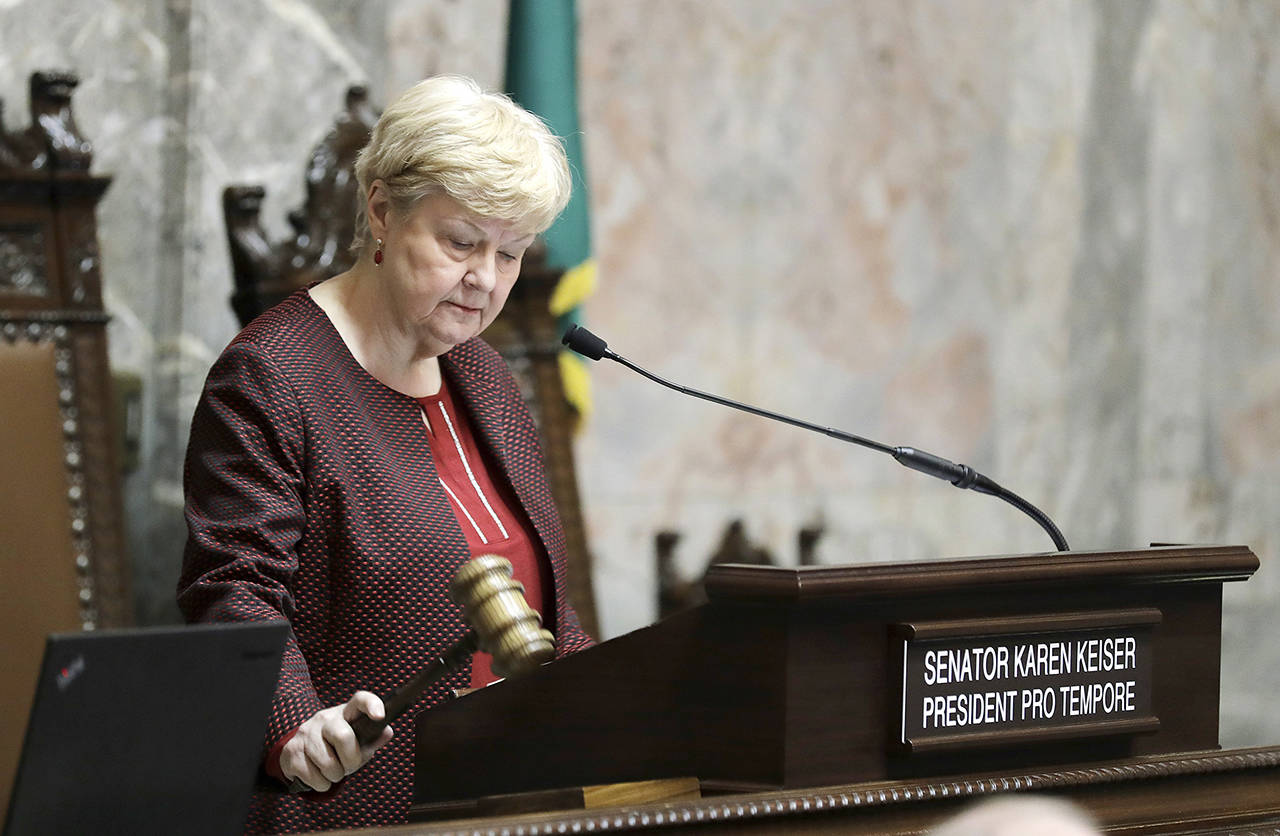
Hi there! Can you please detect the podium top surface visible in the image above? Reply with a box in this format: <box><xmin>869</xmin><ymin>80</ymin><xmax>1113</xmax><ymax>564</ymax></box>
<box><xmin>705</xmin><ymin>544</ymin><xmax>1259</xmax><ymax>602</ymax></box>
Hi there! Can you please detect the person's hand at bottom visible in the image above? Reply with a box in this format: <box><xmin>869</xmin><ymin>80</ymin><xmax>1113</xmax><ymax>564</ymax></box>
<box><xmin>279</xmin><ymin>691</ymin><xmax>394</xmax><ymax>792</ymax></box>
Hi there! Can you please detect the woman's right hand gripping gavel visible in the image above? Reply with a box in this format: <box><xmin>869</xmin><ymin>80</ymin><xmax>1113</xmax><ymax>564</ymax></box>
<box><xmin>279</xmin><ymin>555</ymin><xmax>554</xmax><ymax>793</ymax></box>
<box><xmin>279</xmin><ymin>691</ymin><xmax>394</xmax><ymax>792</ymax></box>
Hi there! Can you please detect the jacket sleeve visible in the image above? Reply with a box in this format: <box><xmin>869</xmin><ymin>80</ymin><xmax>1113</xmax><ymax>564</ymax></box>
<box><xmin>177</xmin><ymin>340</ymin><xmax>324</xmax><ymax>765</ymax></box>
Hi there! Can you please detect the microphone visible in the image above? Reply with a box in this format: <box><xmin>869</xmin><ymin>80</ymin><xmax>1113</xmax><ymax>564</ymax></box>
<box><xmin>562</xmin><ymin>324</ymin><xmax>1069</xmax><ymax>552</ymax></box>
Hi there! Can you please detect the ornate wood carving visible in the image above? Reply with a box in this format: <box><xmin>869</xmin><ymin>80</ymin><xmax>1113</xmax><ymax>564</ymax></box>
<box><xmin>223</xmin><ymin>85</ymin><xmax>378</xmax><ymax>325</ymax></box>
<box><xmin>222</xmin><ymin>88</ymin><xmax>600</xmax><ymax>636</ymax></box>
<box><xmin>0</xmin><ymin>223</ymin><xmax>48</xmax><ymax>295</ymax></box>
<box><xmin>0</xmin><ymin>71</ymin><xmax>93</xmax><ymax>172</ymax></box>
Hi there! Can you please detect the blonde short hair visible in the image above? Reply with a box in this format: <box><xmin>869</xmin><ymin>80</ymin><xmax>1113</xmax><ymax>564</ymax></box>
<box><xmin>352</xmin><ymin>75</ymin><xmax>571</xmax><ymax>248</ymax></box>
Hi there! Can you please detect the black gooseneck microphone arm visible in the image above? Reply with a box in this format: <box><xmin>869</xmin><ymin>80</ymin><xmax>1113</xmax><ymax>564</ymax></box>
<box><xmin>563</xmin><ymin>325</ymin><xmax>1069</xmax><ymax>552</ymax></box>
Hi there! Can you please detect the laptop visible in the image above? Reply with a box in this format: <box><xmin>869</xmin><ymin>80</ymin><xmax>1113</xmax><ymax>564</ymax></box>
<box><xmin>4</xmin><ymin>621</ymin><xmax>287</xmax><ymax>836</ymax></box>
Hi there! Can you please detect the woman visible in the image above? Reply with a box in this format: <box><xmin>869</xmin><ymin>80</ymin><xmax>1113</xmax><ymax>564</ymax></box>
<box><xmin>178</xmin><ymin>75</ymin><xmax>594</xmax><ymax>834</ymax></box>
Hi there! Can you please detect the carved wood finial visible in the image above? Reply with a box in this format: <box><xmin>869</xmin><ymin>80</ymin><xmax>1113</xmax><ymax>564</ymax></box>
<box><xmin>0</xmin><ymin>71</ymin><xmax>93</xmax><ymax>173</ymax></box>
<box><xmin>224</xmin><ymin>84</ymin><xmax>379</xmax><ymax>325</ymax></box>
<box><xmin>656</xmin><ymin>530</ymin><xmax>697</xmax><ymax>619</ymax></box>
<box><xmin>656</xmin><ymin>520</ymin><xmax>781</xmax><ymax>619</ymax></box>
<box><xmin>798</xmin><ymin>521</ymin><xmax>825</xmax><ymax>566</ymax></box>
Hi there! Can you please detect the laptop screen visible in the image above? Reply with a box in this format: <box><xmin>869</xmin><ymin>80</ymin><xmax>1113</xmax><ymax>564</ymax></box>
<box><xmin>4</xmin><ymin>621</ymin><xmax>286</xmax><ymax>836</ymax></box>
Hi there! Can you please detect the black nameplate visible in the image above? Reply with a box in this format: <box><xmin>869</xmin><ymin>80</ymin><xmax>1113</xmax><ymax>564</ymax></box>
<box><xmin>893</xmin><ymin>609</ymin><xmax>1160</xmax><ymax>752</ymax></box>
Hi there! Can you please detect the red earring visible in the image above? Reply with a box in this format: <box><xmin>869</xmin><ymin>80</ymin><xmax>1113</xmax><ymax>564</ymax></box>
<box><xmin>373</xmin><ymin>238</ymin><xmax>383</xmax><ymax>265</ymax></box>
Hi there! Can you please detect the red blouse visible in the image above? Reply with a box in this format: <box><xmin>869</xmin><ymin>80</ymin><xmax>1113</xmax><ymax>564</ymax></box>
<box><xmin>416</xmin><ymin>380</ymin><xmax>552</xmax><ymax>688</ymax></box>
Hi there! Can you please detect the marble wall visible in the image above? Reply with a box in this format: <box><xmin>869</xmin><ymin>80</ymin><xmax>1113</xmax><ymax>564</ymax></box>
<box><xmin>2</xmin><ymin>0</ymin><xmax>1277</xmax><ymax>747</ymax></box>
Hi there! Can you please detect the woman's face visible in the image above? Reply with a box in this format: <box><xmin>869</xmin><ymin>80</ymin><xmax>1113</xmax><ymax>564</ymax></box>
<box><xmin>375</xmin><ymin>188</ymin><xmax>534</xmax><ymax>356</ymax></box>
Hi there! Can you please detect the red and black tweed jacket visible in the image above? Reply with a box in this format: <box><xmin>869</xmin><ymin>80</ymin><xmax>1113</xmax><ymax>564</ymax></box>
<box><xmin>178</xmin><ymin>290</ymin><xmax>594</xmax><ymax>834</ymax></box>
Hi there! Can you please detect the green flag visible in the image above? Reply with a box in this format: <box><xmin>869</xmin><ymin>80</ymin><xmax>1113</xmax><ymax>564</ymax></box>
<box><xmin>505</xmin><ymin>0</ymin><xmax>595</xmax><ymax>421</ymax></box>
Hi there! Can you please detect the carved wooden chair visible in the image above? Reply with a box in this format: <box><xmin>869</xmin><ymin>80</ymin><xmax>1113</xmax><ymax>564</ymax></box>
<box><xmin>0</xmin><ymin>69</ymin><xmax>132</xmax><ymax>808</ymax></box>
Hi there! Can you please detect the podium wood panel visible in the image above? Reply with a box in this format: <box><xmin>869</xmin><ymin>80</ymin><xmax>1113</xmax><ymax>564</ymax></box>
<box><xmin>413</xmin><ymin>546</ymin><xmax>1257</xmax><ymax>810</ymax></box>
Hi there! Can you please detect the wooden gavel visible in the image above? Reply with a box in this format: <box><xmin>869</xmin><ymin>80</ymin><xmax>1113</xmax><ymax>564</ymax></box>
<box><xmin>288</xmin><ymin>555</ymin><xmax>554</xmax><ymax>792</ymax></box>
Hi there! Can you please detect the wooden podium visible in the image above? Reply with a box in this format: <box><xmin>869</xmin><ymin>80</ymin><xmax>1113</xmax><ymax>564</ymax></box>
<box><xmin>405</xmin><ymin>546</ymin><xmax>1280</xmax><ymax>833</ymax></box>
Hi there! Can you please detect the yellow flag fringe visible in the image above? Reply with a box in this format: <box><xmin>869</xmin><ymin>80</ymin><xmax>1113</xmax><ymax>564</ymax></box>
<box><xmin>549</xmin><ymin>259</ymin><xmax>597</xmax><ymax>317</ymax></box>
<box><xmin>557</xmin><ymin>350</ymin><xmax>593</xmax><ymax>428</ymax></box>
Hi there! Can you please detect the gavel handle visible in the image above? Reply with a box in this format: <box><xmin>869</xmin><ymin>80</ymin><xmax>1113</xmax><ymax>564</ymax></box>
<box><xmin>286</xmin><ymin>631</ymin><xmax>479</xmax><ymax>793</ymax></box>
<box><xmin>352</xmin><ymin>630</ymin><xmax>479</xmax><ymax>740</ymax></box>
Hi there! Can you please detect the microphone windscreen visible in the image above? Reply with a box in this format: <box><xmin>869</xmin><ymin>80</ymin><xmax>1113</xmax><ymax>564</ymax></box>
<box><xmin>561</xmin><ymin>325</ymin><xmax>608</xmax><ymax>361</ymax></box>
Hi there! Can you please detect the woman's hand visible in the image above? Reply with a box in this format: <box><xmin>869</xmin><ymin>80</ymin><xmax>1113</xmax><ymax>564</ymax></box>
<box><xmin>279</xmin><ymin>691</ymin><xmax>394</xmax><ymax>792</ymax></box>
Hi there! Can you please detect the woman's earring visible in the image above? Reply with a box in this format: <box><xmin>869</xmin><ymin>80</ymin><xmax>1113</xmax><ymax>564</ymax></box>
<box><xmin>374</xmin><ymin>238</ymin><xmax>384</xmax><ymax>266</ymax></box>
